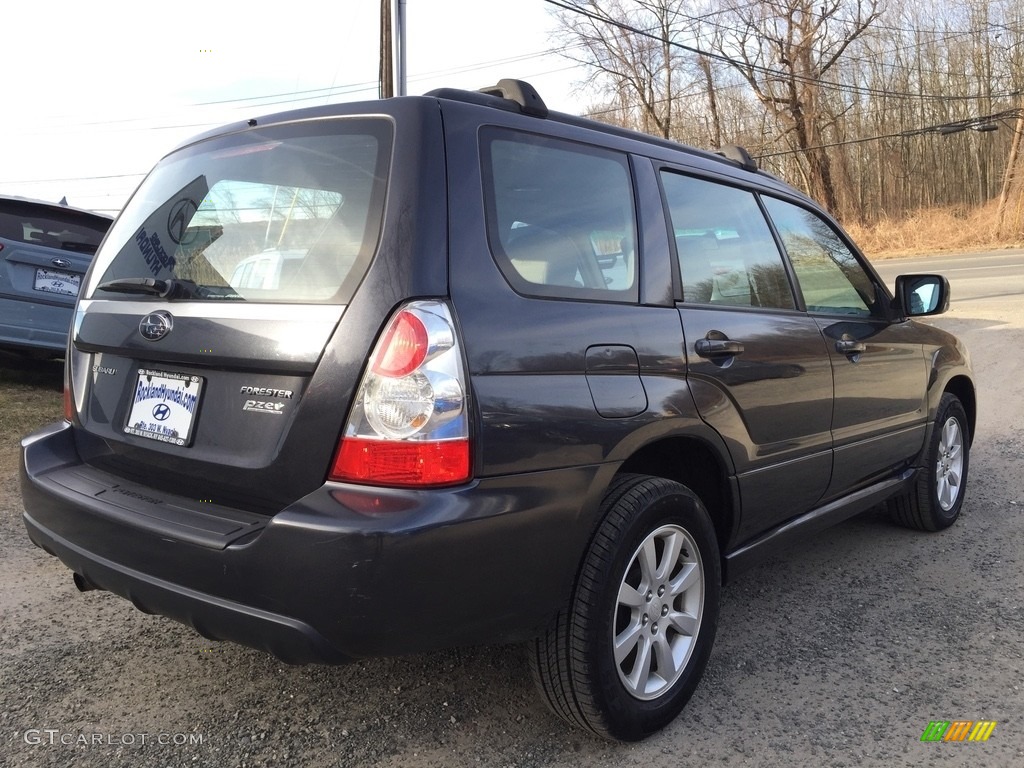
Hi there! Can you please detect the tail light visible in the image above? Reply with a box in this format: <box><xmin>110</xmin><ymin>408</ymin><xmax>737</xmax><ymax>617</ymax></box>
<box><xmin>63</xmin><ymin>386</ymin><xmax>74</xmax><ymax>422</ymax></box>
<box><xmin>63</xmin><ymin>355</ymin><xmax>75</xmax><ymax>423</ymax></box>
<box><xmin>329</xmin><ymin>300</ymin><xmax>470</xmax><ymax>487</ymax></box>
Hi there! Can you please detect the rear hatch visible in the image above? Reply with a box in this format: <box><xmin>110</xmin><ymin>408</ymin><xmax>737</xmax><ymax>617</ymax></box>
<box><xmin>69</xmin><ymin>115</ymin><xmax>395</xmax><ymax>513</ymax></box>
<box><xmin>0</xmin><ymin>199</ymin><xmax>110</xmax><ymax>335</ymax></box>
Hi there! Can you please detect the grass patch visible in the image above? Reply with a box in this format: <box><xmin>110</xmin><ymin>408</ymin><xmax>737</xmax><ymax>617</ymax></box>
<box><xmin>844</xmin><ymin>201</ymin><xmax>1024</xmax><ymax>259</ymax></box>
<box><xmin>0</xmin><ymin>355</ymin><xmax>63</xmax><ymax>475</ymax></box>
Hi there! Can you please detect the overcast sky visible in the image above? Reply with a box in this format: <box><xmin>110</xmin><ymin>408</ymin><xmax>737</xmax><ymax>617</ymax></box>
<box><xmin>0</xmin><ymin>0</ymin><xmax>591</xmax><ymax>214</ymax></box>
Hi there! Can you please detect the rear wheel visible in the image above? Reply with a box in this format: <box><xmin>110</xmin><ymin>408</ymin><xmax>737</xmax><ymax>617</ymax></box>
<box><xmin>889</xmin><ymin>392</ymin><xmax>970</xmax><ymax>531</ymax></box>
<box><xmin>529</xmin><ymin>474</ymin><xmax>720</xmax><ymax>740</ymax></box>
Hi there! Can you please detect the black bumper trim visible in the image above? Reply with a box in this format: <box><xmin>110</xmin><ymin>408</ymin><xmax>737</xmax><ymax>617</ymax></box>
<box><xmin>40</xmin><ymin>463</ymin><xmax>266</xmax><ymax>550</ymax></box>
<box><xmin>24</xmin><ymin>509</ymin><xmax>351</xmax><ymax>665</ymax></box>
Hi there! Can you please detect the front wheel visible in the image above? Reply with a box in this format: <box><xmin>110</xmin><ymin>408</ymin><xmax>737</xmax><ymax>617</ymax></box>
<box><xmin>889</xmin><ymin>392</ymin><xmax>971</xmax><ymax>531</ymax></box>
<box><xmin>529</xmin><ymin>474</ymin><xmax>721</xmax><ymax>741</ymax></box>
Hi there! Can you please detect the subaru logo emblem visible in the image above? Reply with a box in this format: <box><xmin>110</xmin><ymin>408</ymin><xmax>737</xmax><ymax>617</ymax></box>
<box><xmin>51</xmin><ymin>258</ymin><xmax>72</xmax><ymax>269</ymax></box>
<box><xmin>139</xmin><ymin>311</ymin><xmax>173</xmax><ymax>341</ymax></box>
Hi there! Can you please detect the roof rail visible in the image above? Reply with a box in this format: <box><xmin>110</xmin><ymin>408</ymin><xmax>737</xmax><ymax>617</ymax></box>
<box><xmin>426</xmin><ymin>79</ymin><xmax>548</xmax><ymax>118</ymax></box>
<box><xmin>717</xmin><ymin>144</ymin><xmax>758</xmax><ymax>172</ymax></box>
<box><xmin>426</xmin><ymin>80</ymin><xmax>758</xmax><ymax>175</ymax></box>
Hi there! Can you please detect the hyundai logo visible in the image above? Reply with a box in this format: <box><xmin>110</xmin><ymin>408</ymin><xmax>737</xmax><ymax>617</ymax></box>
<box><xmin>51</xmin><ymin>258</ymin><xmax>72</xmax><ymax>269</ymax></box>
<box><xmin>139</xmin><ymin>311</ymin><xmax>173</xmax><ymax>341</ymax></box>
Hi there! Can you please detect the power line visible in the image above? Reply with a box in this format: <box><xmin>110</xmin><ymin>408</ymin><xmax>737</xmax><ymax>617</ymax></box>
<box><xmin>0</xmin><ymin>172</ymin><xmax>146</xmax><ymax>185</ymax></box>
<box><xmin>544</xmin><ymin>0</ymin><xmax>1023</xmax><ymax>103</ymax></box>
<box><xmin>666</xmin><ymin>0</ymin><xmax>1024</xmax><ymax>56</ymax></box>
<box><xmin>187</xmin><ymin>48</ymin><xmax>567</xmax><ymax>109</ymax></box>
<box><xmin>0</xmin><ymin>48</ymin><xmax>587</xmax><ymax>190</ymax></box>
<box><xmin>1</xmin><ymin>35</ymin><xmax>582</xmax><ymax>138</ymax></box>
<box><xmin>756</xmin><ymin>108</ymin><xmax>1023</xmax><ymax>159</ymax></box>
<box><xmin>674</xmin><ymin>3</ymin><xmax>1024</xmax><ymax>82</ymax></box>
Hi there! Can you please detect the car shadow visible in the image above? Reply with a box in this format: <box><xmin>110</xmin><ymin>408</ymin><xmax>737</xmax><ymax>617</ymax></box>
<box><xmin>0</xmin><ymin>350</ymin><xmax>64</xmax><ymax>391</ymax></box>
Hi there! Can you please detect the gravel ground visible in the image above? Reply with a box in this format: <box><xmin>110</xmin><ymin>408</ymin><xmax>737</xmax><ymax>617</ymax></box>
<box><xmin>2</xmin><ymin>275</ymin><xmax>1023</xmax><ymax>767</ymax></box>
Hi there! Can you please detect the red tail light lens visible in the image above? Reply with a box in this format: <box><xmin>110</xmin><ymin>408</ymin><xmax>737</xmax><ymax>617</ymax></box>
<box><xmin>329</xmin><ymin>301</ymin><xmax>471</xmax><ymax>488</ymax></box>
<box><xmin>372</xmin><ymin>310</ymin><xmax>428</xmax><ymax>377</ymax></box>
<box><xmin>331</xmin><ymin>437</ymin><xmax>470</xmax><ymax>486</ymax></box>
<box><xmin>63</xmin><ymin>386</ymin><xmax>73</xmax><ymax>422</ymax></box>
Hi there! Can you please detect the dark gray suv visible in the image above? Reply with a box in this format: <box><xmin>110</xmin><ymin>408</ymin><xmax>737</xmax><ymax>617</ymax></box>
<box><xmin>20</xmin><ymin>80</ymin><xmax>974</xmax><ymax>741</ymax></box>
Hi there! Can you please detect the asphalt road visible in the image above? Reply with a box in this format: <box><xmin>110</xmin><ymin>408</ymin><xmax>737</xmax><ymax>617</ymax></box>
<box><xmin>1</xmin><ymin>249</ymin><xmax>1022</xmax><ymax>768</ymax></box>
<box><xmin>873</xmin><ymin>248</ymin><xmax>1024</xmax><ymax>303</ymax></box>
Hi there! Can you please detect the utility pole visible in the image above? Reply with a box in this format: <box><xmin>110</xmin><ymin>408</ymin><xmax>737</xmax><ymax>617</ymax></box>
<box><xmin>379</xmin><ymin>0</ymin><xmax>406</xmax><ymax>99</ymax></box>
<box><xmin>997</xmin><ymin>104</ymin><xmax>1024</xmax><ymax>235</ymax></box>
<box><xmin>394</xmin><ymin>0</ymin><xmax>407</xmax><ymax>96</ymax></box>
<box><xmin>379</xmin><ymin>0</ymin><xmax>393</xmax><ymax>99</ymax></box>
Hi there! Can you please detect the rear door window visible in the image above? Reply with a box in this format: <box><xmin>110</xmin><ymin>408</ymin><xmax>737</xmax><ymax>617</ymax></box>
<box><xmin>660</xmin><ymin>172</ymin><xmax>795</xmax><ymax>310</ymax></box>
<box><xmin>481</xmin><ymin>128</ymin><xmax>638</xmax><ymax>302</ymax></box>
<box><xmin>88</xmin><ymin>118</ymin><xmax>392</xmax><ymax>304</ymax></box>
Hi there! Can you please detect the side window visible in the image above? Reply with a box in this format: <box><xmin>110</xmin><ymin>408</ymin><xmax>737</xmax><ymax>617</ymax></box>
<box><xmin>762</xmin><ymin>196</ymin><xmax>878</xmax><ymax>316</ymax></box>
<box><xmin>660</xmin><ymin>172</ymin><xmax>795</xmax><ymax>310</ymax></box>
<box><xmin>482</xmin><ymin>129</ymin><xmax>637</xmax><ymax>301</ymax></box>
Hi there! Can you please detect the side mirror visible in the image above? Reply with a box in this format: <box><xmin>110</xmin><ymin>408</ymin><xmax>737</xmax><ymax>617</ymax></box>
<box><xmin>894</xmin><ymin>274</ymin><xmax>950</xmax><ymax>317</ymax></box>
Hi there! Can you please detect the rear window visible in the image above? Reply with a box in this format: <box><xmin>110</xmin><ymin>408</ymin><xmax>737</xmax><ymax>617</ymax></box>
<box><xmin>0</xmin><ymin>201</ymin><xmax>110</xmax><ymax>255</ymax></box>
<box><xmin>87</xmin><ymin>118</ymin><xmax>392</xmax><ymax>303</ymax></box>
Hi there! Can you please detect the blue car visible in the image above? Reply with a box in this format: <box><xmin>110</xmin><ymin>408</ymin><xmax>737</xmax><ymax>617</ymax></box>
<box><xmin>0</xmin><ymin>196</ymin><xmax>112</xmax><ymax>357</ymax></box>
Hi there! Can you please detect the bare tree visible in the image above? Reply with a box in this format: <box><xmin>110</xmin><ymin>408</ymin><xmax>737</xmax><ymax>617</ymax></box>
<box><xmin>551</xmin><ymin>0</ymin><xmax>1021</xmax><ymax>226</ymax></box>
<box><xmin>696</xmin><ymin>55</ymin><xmax>723</xmax><ymax>147</ymax></box>
<box><xmin>714</xmin><ymin>0</ymin><xmax>882</xmax><ymax>217</ymax></box>
<box><xmin>555</xmin><ymin>0</ymin><xmax>692</xmax><ymax>138</ymax></box>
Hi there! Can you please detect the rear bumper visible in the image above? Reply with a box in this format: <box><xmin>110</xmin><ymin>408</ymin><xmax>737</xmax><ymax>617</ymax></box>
<box><xmin>21</xmin><ymin>422</ymin><xmax>600</xmax><ymax>663</ymax></box>
<box><xmin>23</xmin><ymin>509</ymin><xmax>346</xmax><ymax>663</ymax></box>
<box><xmin>0</xmin><ymin>296</ymin><xmax>73</xmax><ymax>353</ymax></box>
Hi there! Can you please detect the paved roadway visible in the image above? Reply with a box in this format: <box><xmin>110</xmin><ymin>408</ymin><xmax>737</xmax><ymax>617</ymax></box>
<box><xmin>873</xmin><ymin>248</ymin><xmax>1024</xmax><ymax>304</ymax></box>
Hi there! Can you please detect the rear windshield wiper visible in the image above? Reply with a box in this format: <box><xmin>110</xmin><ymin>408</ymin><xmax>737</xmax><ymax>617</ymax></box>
<box><xmin>97</xmin><ymin>277</ymin><xmax>199</xmax><ymax>299</ymax></box>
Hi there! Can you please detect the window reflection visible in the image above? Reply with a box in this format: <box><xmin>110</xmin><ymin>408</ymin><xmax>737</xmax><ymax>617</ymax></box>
<box><xmin>661</xmin><ymin>173</ymin><xmax>795</xmax><ymax>310</ymax></box>
<box><xmin>762</xmin><ymin>197</ymin><xmax>877</xmax><ymax>316</ymax></box>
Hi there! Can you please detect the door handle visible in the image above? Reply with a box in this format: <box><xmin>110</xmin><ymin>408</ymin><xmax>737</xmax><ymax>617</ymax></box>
<box><xmin>835</xmin><ymin>338</ymin><xmax>866</xmax><ymax>356</ymax></box>
<box><xmin>695</xmin><ymin>337</ymin><xmax>745</xmax><ymax>358</ymax></box>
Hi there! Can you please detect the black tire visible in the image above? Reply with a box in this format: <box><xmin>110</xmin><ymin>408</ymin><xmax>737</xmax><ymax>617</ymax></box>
<box><xmin>889</xmin><ymin>392</ymin><xmax>970</xmax><ymax>531</ymax></box>
<box><xmin>529</xmin><ymin>474</ymin><xmax>721</xmax><ymax>741</ymax></box>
